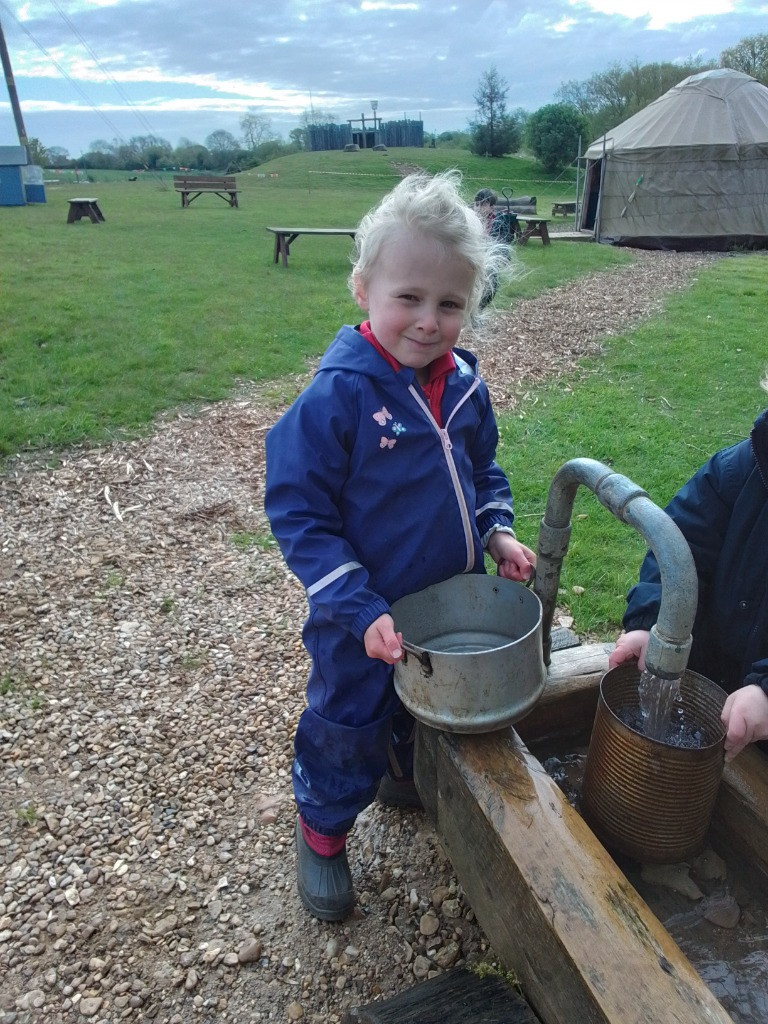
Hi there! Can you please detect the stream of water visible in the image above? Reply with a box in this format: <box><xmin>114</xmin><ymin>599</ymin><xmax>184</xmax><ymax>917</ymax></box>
<box><xmin>638</xmin><ymin>669</ymin><xmax>682</xmax><ymax>741</ymax></box>
<box><xmin>615</xmin><ymin>669</ymin><xmax>705</xmax><ymax>747</ymax></box>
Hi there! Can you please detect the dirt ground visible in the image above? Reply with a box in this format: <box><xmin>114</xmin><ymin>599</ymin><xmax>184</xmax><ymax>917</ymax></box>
<box><xmin>0</xmin><ymin>248</ymin><xmax>723</xmax><ymax>1024</ymax></box>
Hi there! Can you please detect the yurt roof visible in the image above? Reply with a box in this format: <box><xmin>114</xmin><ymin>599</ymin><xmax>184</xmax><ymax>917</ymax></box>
<box><xmin>585</xmin><ymin>68</ymin><xmax>768</xmax><ymax>157</ymax></box>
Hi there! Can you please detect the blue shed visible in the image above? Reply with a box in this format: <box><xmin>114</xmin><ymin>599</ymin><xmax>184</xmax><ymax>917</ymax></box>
<box><xmin>23</xmin><ymin>163</ymin><xmax>46</xmax><ymax>203</ymax></box>
<box><xmin>0</xmin><ymin>145</ymin><xmax>27</xmax><ymax>206</ymax></box>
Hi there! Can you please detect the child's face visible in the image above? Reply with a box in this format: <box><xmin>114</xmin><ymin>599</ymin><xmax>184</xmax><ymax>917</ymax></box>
<box><xmin>353</xmin><ymin>229</ymin><xmax>474</xmax><ymax>383</ymax></box>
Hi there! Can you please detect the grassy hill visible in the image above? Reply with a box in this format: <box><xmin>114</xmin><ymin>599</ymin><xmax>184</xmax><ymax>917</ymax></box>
<box><xmin>49</xmin><ymin>147</ymin><xmax>581</xmax><ymax>207</ymax></box>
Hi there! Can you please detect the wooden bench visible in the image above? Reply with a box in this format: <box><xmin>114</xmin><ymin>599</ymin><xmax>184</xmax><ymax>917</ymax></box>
<box><xmin>552</xmin><ymin>201</ymin><xmax>578</xmax><ymax>217</ymax></box>
<box><xmin>266</xmin><ymin>226</ymin><xmax>357</xmax><ymax>267</ymax></box>
<box><xmin>173</xmin><ymin>175</ymin><xmax>239</xmax><ymax>208</ymax></box>
<box><xmin>494</xmin><ymin>201</ymin><xmax>536</xmax><ymax>215</ymax></box>
<box><xmin>67</xmin><ymin>197</ymin><xmax>105</xmax><ymax>224</ymax></box>
<box><xmin>516</xmin><ymin>215</ymin><xmax>551</xmax><ymax>245</ymax></box>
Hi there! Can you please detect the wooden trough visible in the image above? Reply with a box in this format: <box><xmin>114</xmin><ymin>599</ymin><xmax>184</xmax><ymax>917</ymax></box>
<box><xmin>413</xmin><ymin>643</ymin><xmax>768</xmax><ymax>1024</ymax></box>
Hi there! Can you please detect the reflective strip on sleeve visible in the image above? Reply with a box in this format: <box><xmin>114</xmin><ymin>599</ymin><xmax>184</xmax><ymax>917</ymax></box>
<box><xmin>306</xmin><ymin>561</ymin><xmax>363</xmax><ymax>598</ymax></box>
<box><xmin>476</xmin><ymin>499</ymin><xmax>514</xmax><ymax>518</ymax></box>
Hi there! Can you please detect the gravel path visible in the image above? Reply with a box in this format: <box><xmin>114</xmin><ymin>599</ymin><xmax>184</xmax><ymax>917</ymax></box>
<box><xmin>0</xmin><ymin>248</ymin><xmax>722</xmax><ymax>1024</ymax></box>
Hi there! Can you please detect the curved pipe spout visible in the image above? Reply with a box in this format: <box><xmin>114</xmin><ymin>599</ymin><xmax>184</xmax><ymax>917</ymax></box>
<box><xmin>533</xmin><ymin>458</ymin><xmax>697</xmax><ymax>678</ymax></box>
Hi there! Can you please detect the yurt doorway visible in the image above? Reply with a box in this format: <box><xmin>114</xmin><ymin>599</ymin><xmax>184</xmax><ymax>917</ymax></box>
<box><xmin>580</xmin><ymin>159</ymin><xmax>602</xmax><ymax>231</ymax></box>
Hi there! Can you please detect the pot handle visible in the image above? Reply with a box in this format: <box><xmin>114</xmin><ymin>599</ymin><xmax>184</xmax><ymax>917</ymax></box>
<box><xmin>401</xmin><ymin>639</ymin><xmax>433</xmax><ymax>676</ymax></box>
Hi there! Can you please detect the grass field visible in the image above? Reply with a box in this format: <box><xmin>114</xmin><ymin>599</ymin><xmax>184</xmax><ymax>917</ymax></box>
<box><xmin>3</xmin><ymin>146</ymin><xmax>767</xmax><ymax>637</ymax></box>
<box><xmin>0</xmin><ymin>147</ymin><xmax>603</xmax><ymax>457</ymax></box>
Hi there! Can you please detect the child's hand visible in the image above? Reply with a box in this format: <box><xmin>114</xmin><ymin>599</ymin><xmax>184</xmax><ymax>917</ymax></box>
<box><xmin>721</xmin><ymin>684</ymin><xmax>768</xmax><ymax>761</ymax></box>
<box><xmin>487</xmin><ymin>533</ymin><xmax>536</xmax><ymax>583</ymax></box>
<box><xmin>608</xmin><ymin>629</ymin><xmax>651</xmax><ymax>671</ymax></box>
<box><xmin>364</xmin><ymin>614</ymin><xmax>404</xmax><ymax>664</ymax></box>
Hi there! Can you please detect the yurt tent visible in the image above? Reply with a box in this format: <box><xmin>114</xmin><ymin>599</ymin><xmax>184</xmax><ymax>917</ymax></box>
<box><xmin>579</xmin><ymin>69</ymin><xmax>768</xmax><ymax>249</ymax></box>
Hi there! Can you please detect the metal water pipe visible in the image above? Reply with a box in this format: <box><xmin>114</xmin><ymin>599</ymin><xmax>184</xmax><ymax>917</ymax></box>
<box><xmin>533</xmin><ymin>458</ymin><xmax>697</xmax><ymax>679</ymax></box>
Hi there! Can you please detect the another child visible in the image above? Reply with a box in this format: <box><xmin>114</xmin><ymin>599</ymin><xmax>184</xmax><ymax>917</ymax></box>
<box><xmin>609</xmin><ymin>400</ymin><xmax>768</xmax><ymax>762</ymax></box>
<box><xmin>265</xmin><ymin>171</ymin><xmax>535</xmax><ymax>920</ymax></box>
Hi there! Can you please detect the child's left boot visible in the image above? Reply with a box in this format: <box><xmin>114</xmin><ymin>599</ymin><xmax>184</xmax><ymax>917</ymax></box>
<box><xmin>295</xmin><ymin>817</ymin><xmax>354</xmax><ymax>921</ymax></box>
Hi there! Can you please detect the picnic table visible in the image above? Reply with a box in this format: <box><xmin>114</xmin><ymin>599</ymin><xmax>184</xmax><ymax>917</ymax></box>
<box><xmin>516</xmin><ymin>215</ymin><xmax>551</xmax><ymax>246</ymax></box>
<box><xmin>266</xmin><ymin>227</ymin><xmax>357</xmax><ymax>267</ymax></box>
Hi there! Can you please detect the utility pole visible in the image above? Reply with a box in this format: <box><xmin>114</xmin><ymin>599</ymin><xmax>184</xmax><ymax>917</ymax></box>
<box><xmin>0</xmin><ymin>14</ymin><xmax>29</xmax><ymax>150</ymax></box>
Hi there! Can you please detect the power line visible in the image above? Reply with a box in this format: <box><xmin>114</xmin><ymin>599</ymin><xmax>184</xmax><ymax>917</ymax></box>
<box><xmin>0</xmin><ymin>0</ymin><xmax>168</xmax><ymax>184</ymax></box>
<box><xmin>47</xmin><ymin>0</ymin><xmax>162</xmax><ymax>140</ymax></box>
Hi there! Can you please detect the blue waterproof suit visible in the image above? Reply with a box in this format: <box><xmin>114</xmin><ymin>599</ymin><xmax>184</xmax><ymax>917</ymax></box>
<box><xmin>623</xmin><ymin>408</ymin><xmax>768</xmax><ymax>699</ymax></box>
<box><xmin>265</xmin><ymin>325</ymin><xmax>516</xmax><ymax>834</ymax></box>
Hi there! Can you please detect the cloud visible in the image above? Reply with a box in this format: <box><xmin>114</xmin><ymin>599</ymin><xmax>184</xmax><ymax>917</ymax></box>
<box><xmin>574</xmin><ymin>0</ymin><xmax>739</xmax><ymax>30</ymax></box>
<box><xmin>1</xmin><ymin>0</ymin><xmax>765</xmax><ymax>154</ymax></box>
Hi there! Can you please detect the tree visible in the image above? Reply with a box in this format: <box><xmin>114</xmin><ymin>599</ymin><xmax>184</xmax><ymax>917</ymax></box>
<box><xmin>205</xmin><ymin>130</ymin><xmax>240</xmax><ymax>169</ymax></box>
<box><xmin>468</xmin><ymin>67</ymin><xmax>521</xmax><ymax>157</ymax></box>
<box><xmin>525</xmin><ymin>104</ymin><xmax>589</xmax><ymax>172</ymax></box>
<box><xmin>555</xmin><ymin>57</ymin><xmax>715</xmax><ymax>142</ymax></box>
<box><xmin>288</xmin><ymin>127</ymin><xmax>306</xmax><ymax>150</ymax></box>
<box><xmin>721</xmin><ymin>33</ymin><xmax>768</xmax><ymax>85</ymax></box>
<box><xmin>124</xmin><ymin>134</ymin><xmax>171</xmax><ymax>168</ymax></box>
<box><xmin>24</xmin><ymin>137</ymin><xmax>49</xmax><ymax>165</ymax></box>
<box><xmin>173</xmin><ymin>139</ymin><xmax>210</xmax><ymax>170</ymax></box>
<box><xmin>46</xmin><ymin>146</ymin><xmax>70</xmax><ymax>166</ymax></box>
<box><xmin>240</xmin><ymin>111</ymin><xmax>275</xmax><ymax>149</ymax></box>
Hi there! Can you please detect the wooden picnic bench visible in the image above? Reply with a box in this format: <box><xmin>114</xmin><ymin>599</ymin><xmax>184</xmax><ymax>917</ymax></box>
<box><xmin>266</xmin><ymin>227</ymin><xmax>357</xmax><ymax>267</ymax></box>
<box><xmin>516</xmin><ymin>215</ymin><xmax>551</xmax><ymax>245</ymax></box>
<box><xmin>552</xmin><ymin>201</ymin><xmax>578</xmax><ymax>217</ymax></box>
<box><xmin>173</xmin><ymin>175</ymin><xmax>239</xmax><ymax>208</ymax></box>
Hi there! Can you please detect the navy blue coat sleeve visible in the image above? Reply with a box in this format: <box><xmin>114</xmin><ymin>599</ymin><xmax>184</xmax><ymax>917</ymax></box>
<box><xmin>623</xmin><ymin>444</ymin><xmax>745</xmax><ymax>632</ymax></box>
<box><xmin>264</xmin><ymin>374</ymin><xmax>390</xmax><ymax>640</ymax></box>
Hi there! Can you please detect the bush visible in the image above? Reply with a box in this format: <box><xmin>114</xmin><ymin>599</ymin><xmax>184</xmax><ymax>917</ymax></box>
<box><xmin>525</xmin><ymin>104</ymin><xmax>589</xmax><ymax>172</ymax></box>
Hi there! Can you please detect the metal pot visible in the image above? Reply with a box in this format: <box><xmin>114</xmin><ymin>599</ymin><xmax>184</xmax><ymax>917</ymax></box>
<box><xmin>390</xmin><ymin>574</ymin><xmax>545</xmax><ymax>733</ymax></box>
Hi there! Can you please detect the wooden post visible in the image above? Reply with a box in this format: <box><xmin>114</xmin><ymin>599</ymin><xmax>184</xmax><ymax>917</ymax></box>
<box><xmin>343</xmin><ymin>968</ymin><xmax>541</xmax><ymax>1023</ymax></box>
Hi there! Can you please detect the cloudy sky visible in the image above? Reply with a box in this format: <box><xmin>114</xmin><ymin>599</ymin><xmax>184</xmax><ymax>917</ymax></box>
<box><xmin>0</xmin><ymin>0</ymin><xmax>766</xmax><ymax>156</ymax></box>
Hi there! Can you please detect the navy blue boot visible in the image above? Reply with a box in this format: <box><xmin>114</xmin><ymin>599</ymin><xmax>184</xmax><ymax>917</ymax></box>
<box><xmin>295</xmin><ymin>818</ymin><xmax>355</xmax><ymax>922</ymax></box>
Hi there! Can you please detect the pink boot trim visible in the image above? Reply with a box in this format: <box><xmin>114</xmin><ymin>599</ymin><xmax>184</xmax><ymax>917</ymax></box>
<box><xmin>299</xmin><ymin>818</ymin><xmax>347</xmax><ymax>857</ymax></box>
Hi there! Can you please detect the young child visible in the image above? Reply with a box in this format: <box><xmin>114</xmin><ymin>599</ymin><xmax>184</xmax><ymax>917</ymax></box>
<box><xmin>473</xmin><ymin>187</ymin><xmax>498</xmax><ymax>232</ymax></box>
<box><xmin>265</xmin><ymin>171</ymin><xmax>535</xmax><ymax>921</ymax></box>
<box><xmin>609</xmin><ymin>399</ymin><xmax>768</xmax><ymax>763</ymax></box>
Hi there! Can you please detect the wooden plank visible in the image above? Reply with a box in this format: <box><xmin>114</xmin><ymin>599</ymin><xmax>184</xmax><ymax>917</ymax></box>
<box><xmin>416</xmin><ymin>725</ymin><xmax>734</xmax><ymax>1024</ymax></box>
<box><xmin>515</xmin><ymin>642</ymin><xmax>609</xmax><ymax>743</ymax></box>
<box><xmin>173</xmin><ymin>175</ymin><xmax>237</xmax><ymax>188</ymax></box>
<box><xmin>342</xmin><ymin>967</ymin><xmax>541</xmax><ymax>1023</ymax></box>
<box><xmin>711</xmin><ymin>743</ymin><xmax>768</xmax><ymax>879</ymax></box>
<box><xmin>265</xmin><ymin>227</ymin><xmax>357</xmax><ymax>236</ymax></box>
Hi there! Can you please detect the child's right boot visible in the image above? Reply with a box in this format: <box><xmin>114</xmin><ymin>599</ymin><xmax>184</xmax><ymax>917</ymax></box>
<box><xmin>295</xmin><ymin>817</ymin><xmax>354</xmax><ymax>921</ymax></box>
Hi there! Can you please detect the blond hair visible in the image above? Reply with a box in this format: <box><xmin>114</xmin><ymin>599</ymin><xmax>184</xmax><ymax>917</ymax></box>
<box><xmin>350</xmin><ymin>170</ymin><xmax>516</xmax><ymax>321</ymax></box>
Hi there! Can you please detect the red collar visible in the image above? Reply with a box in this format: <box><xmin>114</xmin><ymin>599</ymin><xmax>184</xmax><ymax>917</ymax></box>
<box><xmin>358</xmin><ymin>321</ymin><xmax>455</xmax><ymax>426</ymax></box>
<box><xmin>358</xmin><ymin>321</ymin><xmax>456</xmax><ymax>381</ymax></box>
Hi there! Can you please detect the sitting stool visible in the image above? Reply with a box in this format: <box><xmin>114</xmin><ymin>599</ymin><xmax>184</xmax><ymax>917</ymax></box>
<box><xmin>67</xmin><ymin>198</ymin><xmax>105</xmax><ymax>224</ymax></box>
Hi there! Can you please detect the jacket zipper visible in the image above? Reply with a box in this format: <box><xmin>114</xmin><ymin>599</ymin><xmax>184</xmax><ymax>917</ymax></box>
<box><xmin>408</xmin><ymin>379</ymin><xmax>481</xmax><ymax>572</ymax></box>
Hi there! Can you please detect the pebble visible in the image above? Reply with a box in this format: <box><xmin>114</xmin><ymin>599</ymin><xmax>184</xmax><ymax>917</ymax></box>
<box><xmin>237</xmin><ymin>939</ymin><xmax>264</xmax><ymax>964</ymax></box>
<box><xmin>641</xmin><ymin>862</ymin><xmax>704</xmax><ymax>900</ymax></box>
<box><xmin>78</xmin><ymin>997</ymin><xmax>103</xmax><ymax>1017</ymax></box>
<box><xmin>703</xmin><ymin>893</ymin><xmax>741</xmax><ymax>929</ymax></box>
